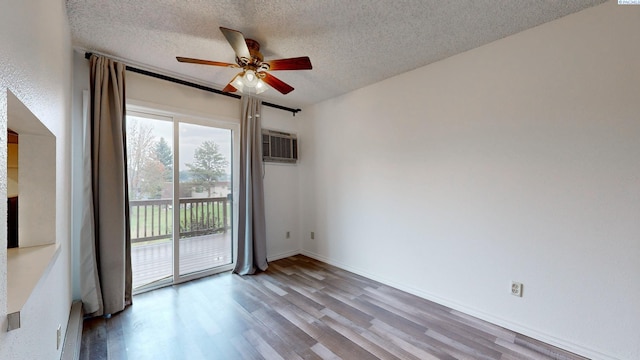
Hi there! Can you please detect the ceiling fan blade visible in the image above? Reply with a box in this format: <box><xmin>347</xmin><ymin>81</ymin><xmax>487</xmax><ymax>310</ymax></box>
<box><xmin>222</xmin><ymin>82</ymin><xmax>238</xmax><ymax>93</ymax></box>
<box><xmin>262</xmin><ymin>72</ymin><xmax>294</xmax><ymax>94</ymax></box>
<box><xmin>176</xmin><ymin>57</ymin><xmax>238</xmax><ymax>68</ymax></box>
<box><xmin>219</xmin><ymin>27</ymin><xmax>251</xmax><ymax>60</ymax></box>
<box><xmin>264</xmin><ymin>56</ymin><xmax>312</xmax><ymax>71</ymax></box>
<box><xmin>222</xmin><ymin>74</ymin><xmax>240</xmax><ymax>92</ymax></box>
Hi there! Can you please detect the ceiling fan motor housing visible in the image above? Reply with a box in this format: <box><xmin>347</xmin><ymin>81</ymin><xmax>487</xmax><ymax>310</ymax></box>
<box><xmin>238</xmin><ymin>38</ymin><xmax>267</xmax><ymax>71</ymax></box>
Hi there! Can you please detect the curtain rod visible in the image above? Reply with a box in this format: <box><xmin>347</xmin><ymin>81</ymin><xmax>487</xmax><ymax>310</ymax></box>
<box><xmin>84</xmin><ymin>52</ymin><xmax>301</xmax><ymax>116</ymax></box>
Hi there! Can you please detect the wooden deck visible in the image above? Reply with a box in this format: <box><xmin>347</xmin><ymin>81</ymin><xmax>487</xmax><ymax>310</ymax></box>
<box><xmin>131</xmin><ymin>232</ymin><xmax>232</xmax><ymax>289</ymax></box>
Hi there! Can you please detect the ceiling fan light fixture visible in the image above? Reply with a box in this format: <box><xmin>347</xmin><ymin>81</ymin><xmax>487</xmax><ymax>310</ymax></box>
<box><xmin>243</xmin><ymin>69</ymin><xmax>259</xmax><ymax>88</ymax></box>
<box><xmin>254</xmin><ymin>79</ymin><xmax>267</xmax><ymax>94</ymax></box>
<box><xmin>230</xmin><ymin>71</ymin><xmax>268</xmax><ymax>94</ymax></box>
<box><xmin>230</xmin><ymin>74</ymin><xmax>245</xmax><ymax>91</ymax></box>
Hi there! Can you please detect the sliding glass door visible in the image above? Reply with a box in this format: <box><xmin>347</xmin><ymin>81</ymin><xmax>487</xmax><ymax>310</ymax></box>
<box><xmin>126</xmin><ymin>108</ymin><xmax>237</xmax><ymax>292</ymax></box>
<box><xmin>126</xmin><ymin>112</ymin><xmax>174</xmax><ymax>290</ymax></box>
<box><xmin>177</xmin><ymin>122</ymin><xmax>234</xmax><ymax>278</ymax></box>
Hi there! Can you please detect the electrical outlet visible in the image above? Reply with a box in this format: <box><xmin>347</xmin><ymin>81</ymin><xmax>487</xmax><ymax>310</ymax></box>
<box><xmin>286</xmin><ymin>231</ymin><xmax>290</xmax><ymax>239</ymax></box>
<box><xmin>311</xmin><ymin>231</ymin><xmax>315</xmax><ymax>240</ymax></box>
<box><xmin>511</xmin><ymin>281</ymin><xmax>523</xmax><ymax>297</ymax></box>
<box><xmin>56</xmin><ymin>325</ymin><xmax>61</xmax><ymax>350</ymax></box>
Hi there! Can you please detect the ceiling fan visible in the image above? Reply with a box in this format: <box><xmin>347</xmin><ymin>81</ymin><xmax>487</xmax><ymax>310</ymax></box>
<box><xmin>177</xmin><ymin>27</ymin><xmax>312</xmax><ymax>95</ymax></box>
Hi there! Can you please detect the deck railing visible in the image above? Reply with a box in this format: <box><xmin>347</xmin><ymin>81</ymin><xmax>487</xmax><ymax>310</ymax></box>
<box><xmin>129</xmin><ymin>197</ymin><xmax>230</xmax><ymax>244</ymax></box>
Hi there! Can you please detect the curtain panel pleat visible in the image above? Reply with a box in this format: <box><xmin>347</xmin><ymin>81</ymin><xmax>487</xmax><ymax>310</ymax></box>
<box><xmin>234</xmin><ymin>96</ymin><xmax>268</xmax><ymax>275</ymax></box>
<box><xmin>80</xmin><ymin>90</ymin><xmax>102</xmax><ymax>315</ymax></box>
<box><xmin>81</xmin><ymin>55</ymin><xmax>132</xmax><ymax>316</ymax></box>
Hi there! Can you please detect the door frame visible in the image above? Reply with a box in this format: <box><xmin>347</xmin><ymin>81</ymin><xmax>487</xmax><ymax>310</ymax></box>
<box><xmin>128</xmin><ymin>99</ymin><xmax>240</xmax><ymax>292</ymax></box>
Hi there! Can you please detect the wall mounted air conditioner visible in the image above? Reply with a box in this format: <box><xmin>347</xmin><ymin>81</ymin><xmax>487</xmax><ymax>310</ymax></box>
<box><xmin>262</xmin><ymin>129</ymin><xmax>298</xmax><ymax>164</ymax></box>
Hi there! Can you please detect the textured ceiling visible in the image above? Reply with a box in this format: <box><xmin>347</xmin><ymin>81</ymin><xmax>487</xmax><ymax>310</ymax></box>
<box><xmin>66</xmin><ymin>0</ymin><xmax>607</xmax><ymax>108</ymax></box>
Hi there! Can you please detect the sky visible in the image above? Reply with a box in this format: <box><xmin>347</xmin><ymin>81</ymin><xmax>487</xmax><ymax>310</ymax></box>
<box><xmin>127</xmin><ymin>114</ymin><xmax>233</xmax><ymax>175</ymax></box>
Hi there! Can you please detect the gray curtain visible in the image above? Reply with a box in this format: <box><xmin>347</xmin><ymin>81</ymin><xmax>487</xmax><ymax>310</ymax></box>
<box><xmin>234</xmin><ymin>96</ymin><xmax>268</xmax><ymax>275</ymax></box>
<box><xmin>81</xmin><ymin>55</ymin><xmax>132</xmax><ymax>316</ymax></box>
<box><xmin>80</xmin><ymin>90</ymin><xmax>102</xmax><ymax>315</ymax></box>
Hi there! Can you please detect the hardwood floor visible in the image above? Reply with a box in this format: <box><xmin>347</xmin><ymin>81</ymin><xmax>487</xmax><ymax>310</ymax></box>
<box><xmin>81</xmin><ymin>255</ymin><xmax>588</xmax><ymax>360</ymax></box>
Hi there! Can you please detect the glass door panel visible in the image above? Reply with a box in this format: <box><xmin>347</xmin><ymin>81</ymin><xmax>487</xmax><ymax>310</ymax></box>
<box><xmin>126</xmin><ymin>112</ymin><xmax>174</xmax><ymax>290</ymax></box>
<box><xmin>177</xmin><ymin>122</ymin><xmax>233</xmax><ymax>277</ymax></box>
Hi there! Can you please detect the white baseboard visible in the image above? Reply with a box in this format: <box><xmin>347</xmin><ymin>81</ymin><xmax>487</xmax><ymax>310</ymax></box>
<box><xmin>267</xmin><ymin>249</ymin><xmax>301</xmax><ymax>262</ymax></box>
<box><xmin>300</xmin><ymin>250</ymin><xmax>615</xmax><ymax>360</ymax></box>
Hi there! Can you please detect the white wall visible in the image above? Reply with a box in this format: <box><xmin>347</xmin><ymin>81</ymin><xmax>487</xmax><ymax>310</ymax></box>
<box><xmin>299</xmin><ymin>2</ymin><xmax>639</xmax><ymax>359</ymax></box>
<box><xmin>0</xmin><ymin>0</ymin><xmax>73</xmax><ymax>358</ymax></box>
<box><xmin>262</xmin><ymin>107</ymin><xmax>301</xmax><ymax>260</ymax></box>
<box><xmin>71</xmin><ymin>51</ymin><xmax>89</xmax><ymax>299</ymax></box>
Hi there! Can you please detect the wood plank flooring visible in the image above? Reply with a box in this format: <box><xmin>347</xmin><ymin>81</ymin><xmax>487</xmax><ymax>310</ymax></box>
<box><xmin>81</xmin><ymin>255</ymin><xmax>589</xmax><ymax>360</ymax></box>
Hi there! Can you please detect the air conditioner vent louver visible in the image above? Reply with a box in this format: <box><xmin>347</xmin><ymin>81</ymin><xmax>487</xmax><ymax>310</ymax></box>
<box><xmin>262</xmin><ymin>129</ymin><xmax>298</xmax><ymax>164</ymax></box>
